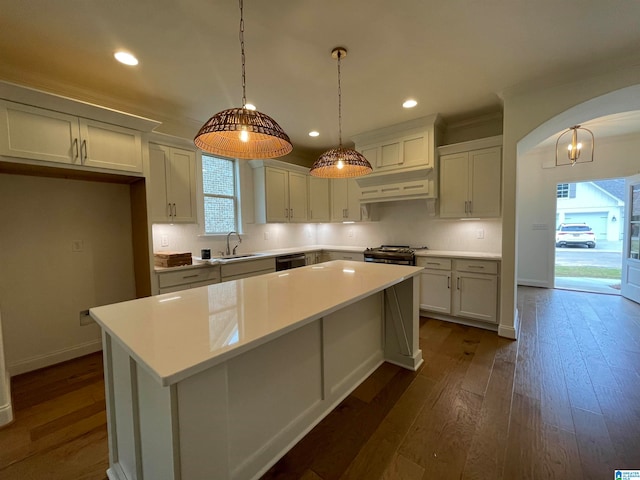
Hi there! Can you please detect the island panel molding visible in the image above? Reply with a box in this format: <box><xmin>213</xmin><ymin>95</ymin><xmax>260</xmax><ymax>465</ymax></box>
<box><xmin>91</xmin><ymin>261</ymin><xmax>423</xmax><ymax>480</ymax></box>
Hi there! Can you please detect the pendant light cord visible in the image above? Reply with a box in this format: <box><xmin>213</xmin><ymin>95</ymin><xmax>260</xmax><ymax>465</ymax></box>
<box><xmin>239</xmin><ymin>0</ymin><xmax>247</xmax><ymax>108</ymax></box>
<box><xmin>337</xmin><ymin>50</ymin><xmax>343</xmax><ymax>147</ymax></box>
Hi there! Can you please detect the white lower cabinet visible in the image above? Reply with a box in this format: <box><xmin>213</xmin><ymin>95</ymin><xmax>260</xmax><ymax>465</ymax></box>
<box><xmin>157</xmin><ymin>266</ymin><xmax>221</xmax><ymax>294</ymax></box>
<box><xmin>220</xmin><ymin>257</ymin><xmax>276</xmax><ymax>282</ymax></box>
<box><xmin>321</xmin><ymin>250</ymin><xmax>365</xmax><ymax>262</ymax></box>
<box><xmin>305</xmin><ymin>251</ymin><xmax>321</xmax><ymax>265</ymax></box>
<box><xmin>418</xmin><ymin>256</ymin><xmax>499</xmax><ymax>324</ymax></box>
<box><xmin>157</xmin><ymin>258</ymin><xmax>277</xmax><ymax>294</ymax></box>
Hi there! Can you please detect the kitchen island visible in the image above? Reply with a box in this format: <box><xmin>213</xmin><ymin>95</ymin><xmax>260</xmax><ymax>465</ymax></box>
<box><xmin>90</xmin><ymin>260</ymin><xmax>423</xmax><ymax>480</ymax></box>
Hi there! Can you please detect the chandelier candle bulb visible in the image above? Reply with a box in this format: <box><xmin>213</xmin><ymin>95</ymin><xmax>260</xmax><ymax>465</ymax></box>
<box><xmin>555</xmin><ymin>124</ymin><xmax>594</xmax><ymax>167</ymax></box>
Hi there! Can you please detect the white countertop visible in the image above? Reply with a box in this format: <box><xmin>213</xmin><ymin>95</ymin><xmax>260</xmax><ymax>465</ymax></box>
<box><xmin>415</xmin><ymin>250</ymin><xmax>501</xmax><ymax>260</ymax></box>
<box><xmin>91</xmin><ymin>260</ymin><xmax>422</xmax><ymax>386</ymax></box>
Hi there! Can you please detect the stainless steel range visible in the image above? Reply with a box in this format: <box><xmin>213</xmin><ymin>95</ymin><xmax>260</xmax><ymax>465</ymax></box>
<box><xmin>363</xmin><ymin>245</ymin><xmax>425</xmax><ymax>266</ymax></box>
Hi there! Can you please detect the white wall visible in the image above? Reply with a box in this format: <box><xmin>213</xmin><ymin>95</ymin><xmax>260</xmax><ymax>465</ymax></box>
<box><xmin>517</xmin><ymin>133</ymin><xmax>640</xmax><ymax>288</ymax></box>
<box><xmin>0</xmin><ymin>174</ymin><xmax>137</xmax><ymax>374</ymax></box>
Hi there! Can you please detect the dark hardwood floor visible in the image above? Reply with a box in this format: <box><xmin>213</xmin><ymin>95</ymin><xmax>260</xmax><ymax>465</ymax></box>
<box><xmin>1</xmin><ymin>286</ymin><xmax>639</xmax><ymax>479</ymax></box>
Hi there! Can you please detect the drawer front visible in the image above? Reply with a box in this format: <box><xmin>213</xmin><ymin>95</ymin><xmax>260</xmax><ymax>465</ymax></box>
<box><xmin>454</xmin><ymin>259</ymin><xmax>498</xmax><ymax>275</ymax></box>
<box><xmin>158</xmin><ymin>267</ymin><xmax>215</xmax><ymax>288</ymax></box>
<box><xmin>221</xmin><ymin>257</ymin><xmax>276</xmax><ymax>279</ymax></box>
<box><xmin>416</xmin><ymin>257</ymin><xmax>452</xmax><ymax>270</ymax></box>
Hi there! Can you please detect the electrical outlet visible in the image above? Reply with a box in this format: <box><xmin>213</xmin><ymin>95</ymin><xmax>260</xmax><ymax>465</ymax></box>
<box><xmin>160</xmin><ymin>235</ymin><xmax>169</xmax><ymax>247</ymax></box>
<box><xmin>79</xmin><ymin>309</ymin><xmax>94</xmax><ymax>326</ymax></box>
<box><xmin>476</xmin><ymin>229</ymin><xmax>485</xmax><ymax>239</ymax></box>
<box><xmin>72</xmin><ymin>240</ymin><xmax>84</xmax><ymax>252</ymax></box>
<box><xmin>347</xmin><ymin>228</ymin><xmax>354</xmax><ymax>238</ymax></box>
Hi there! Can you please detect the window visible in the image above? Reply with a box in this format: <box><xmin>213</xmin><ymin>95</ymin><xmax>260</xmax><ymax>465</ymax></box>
<box><xmin>202</xmin><ymin>155</ymin><xmax>238</xmax><ymax>234</ymax></box>
<box><xmin>557</xmin><ymin>183</ymin><xmax>576</xmax><ymax>198</ymax></box>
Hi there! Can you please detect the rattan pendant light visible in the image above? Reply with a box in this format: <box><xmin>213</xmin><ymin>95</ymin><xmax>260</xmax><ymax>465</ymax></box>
<box><xmin>194</xmin><ymin>0</ymin><xmax>293</xmax><ymax>159</ymax></box>
<box><xmin>309</xmin><ymin>47</ymin><xmax>372</xmax><ymax>178</ymax></box>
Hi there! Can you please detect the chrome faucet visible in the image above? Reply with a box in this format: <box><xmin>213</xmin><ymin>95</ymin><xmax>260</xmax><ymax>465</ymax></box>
<box><xmin>226</xmin><ymin>231</ymin><xmax>242</xmax><ymax>256</ymax></box>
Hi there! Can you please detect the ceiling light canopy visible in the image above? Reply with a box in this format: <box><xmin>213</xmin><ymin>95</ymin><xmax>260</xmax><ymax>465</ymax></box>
<box><xmin>555</xmin><ymin>125</ymin><xmax>594</xmax><ymax>167</ymax></box>
<box><xmin>310</xmin><ymin>47</ymin><xmax>372</xmax><ymax>179</ymax></box>
<box><xmin>194</xmin><ymin>0</ymin><xmax>292</xmax><ymax>159</ymax></box>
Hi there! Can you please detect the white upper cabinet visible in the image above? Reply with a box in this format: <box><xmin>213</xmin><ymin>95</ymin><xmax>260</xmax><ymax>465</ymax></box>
<box><xmin>252</xmin><ymin>160</ymin><xmax>309</xmax><ymax>223</ymax></box>
<box><xmin>308</xmin><ymin>176</ymin><xmax>331</xmax><ymax>223</ymax></box>
<box><xmin>149</xmin><ymin>143</ymin><xmax>197</xmax><ymax>223</ymax></box>
<box><xmin>439</xmin><ymin>136</ymin><xmax>502</xmax><ymax>218</ymax></box>
<box><xmin>331</xmin><ymin>178</ymin><xmax>361</xmax><ymax>222</ymax></box>
<box><xmin>0</xmin><ymin>100</ymin><xmax>143</xmax><ymax>173</ymax></box>
<box><xmin>352</xmin><ymin>114</ymin><xmax>441</xmax><ymax>175</ymax></box>
<box><xmin>287</xmin><ymin>171</ymin><xmax>308</xmax><ymax>222</ymax></box>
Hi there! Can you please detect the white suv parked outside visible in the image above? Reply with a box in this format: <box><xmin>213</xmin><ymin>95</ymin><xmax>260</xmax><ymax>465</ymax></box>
<box><xmin>555</xmin><ymin>223</ymin><xmax>597</xmax><ymax>248</ymax></box>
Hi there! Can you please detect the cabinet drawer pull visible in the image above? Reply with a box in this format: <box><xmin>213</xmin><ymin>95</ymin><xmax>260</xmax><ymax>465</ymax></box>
<box><xmin>81</xmin><ymin>139</ymin><xmax>87</xmax><ymax>161</ymax></box>
<box><xmin>290</xmin><ymin>208</ymin><xmax>293</xmax><ymax>218</ymax></box>
<box><xmin>468</xmin><ymin>265</ymin><xmax>485</xmax><ymax>269</ymax></box>
<box><xmin>167</xmin><ymin>203</ymin><xmax>172</xmax><ymax>218</ymax></box>
<box><xmin>73</xmin><ymin>138</ymin><xmax>79</xmax><ymax>159</ymax></box>
<box><xmin>457</xmin><ymin>277</ymin><xmax>461</xmax><ymax>290</ymax></box>
<box><xmin>172</xmin><ymin>203</ymin><xmax>177</xmax><ymax>217</ymax></box>
<box><xmin>426</xmin><ymin>262</ymin><xmax>441</xmax><ymax>266</ymax></box>
<box><xmin>182</xmin><ymin>274</ymin><xmax>200</xmax><ymax>279</ymax></box>
<box><xmin>468</xmin><ymin>200</ymin><xmax>473</xmax><ymax>214</ymax></box>
<box><xmin>447</xmin><ymin>276</ymin><xmax>451</xmax><ymax>289</ymax></box>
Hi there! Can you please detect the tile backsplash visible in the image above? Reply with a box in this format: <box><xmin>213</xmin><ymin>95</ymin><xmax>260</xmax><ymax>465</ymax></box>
<box><xmin>152</xmin><ymin>200</ymin><xmax>501</xmax><ymax>256</ymax></box>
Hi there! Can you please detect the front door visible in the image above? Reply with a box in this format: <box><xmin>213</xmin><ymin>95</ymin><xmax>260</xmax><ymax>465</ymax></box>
<box><xmin>621</xmin><ymin>174</ymin><xmax>640</xmax><ymax>304</ymax></box>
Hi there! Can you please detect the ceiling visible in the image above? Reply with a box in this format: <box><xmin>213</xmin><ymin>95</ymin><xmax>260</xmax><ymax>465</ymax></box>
<box><xmin>2</xmin><ymin>0</ymin><xmax>640</xmax><ymax>163</ymax></box>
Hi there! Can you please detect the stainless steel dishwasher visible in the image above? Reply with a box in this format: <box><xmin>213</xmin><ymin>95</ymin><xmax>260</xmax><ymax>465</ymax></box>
<box><xmin>275</xmin><ymin>253</ymin><xmax>307</xmax><ymax>271</ymax></box>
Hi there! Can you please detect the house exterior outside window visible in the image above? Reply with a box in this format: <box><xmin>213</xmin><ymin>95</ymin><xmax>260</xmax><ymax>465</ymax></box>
<box><xmin>202</xmin><ymin>155</ymin><xmax>238</xmax><ymax>234</ymax></box>
<box><xmin>557</xmin><ymin>183</ymin><xmax>576</xmax><ymax>198</ymax></box>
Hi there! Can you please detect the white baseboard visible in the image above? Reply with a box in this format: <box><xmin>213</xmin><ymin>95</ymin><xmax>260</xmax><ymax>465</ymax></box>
<box><xmin>8</xmin><ymin>340</ymin><xmax>102</xmax><ymax>376</ymax></box>
<box><xmin>498</xmin><ymin>308</ymin><xmax>519</xmax><ymax>340</ymax></box>
<box><xmin>0</xmin><ymin>373</ymin><xmax>13</xmax><ymax>427</ymax></box>
<box><xmin>517</xmin><ymin>278</ymin><xmax>551</xmax><ymax>288</ymax></box>
<box><xmin>0</xmin><ymin>402</ymin><xmax>13</xmax><ymax>427</ymax></box>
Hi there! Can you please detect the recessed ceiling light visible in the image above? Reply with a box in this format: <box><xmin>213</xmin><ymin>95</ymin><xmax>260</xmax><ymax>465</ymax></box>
<box><xmin>114</xmin><ymin>51</ymin><xmax>138</xmax><ymax>66</ymax></box>
<box><xmin>403</xmin><ymin>99</ymin><xmax>418</xmax><ymax>108</ymax></box>
<box><xmin>309</xmin><ymin>131</ymin><xmax>320</xmax><ymax>137</ymax></box>
<box><xmin>244</xmin><ymin>103</ymin><xmax>256</xmax><ymax>110</ymax></box>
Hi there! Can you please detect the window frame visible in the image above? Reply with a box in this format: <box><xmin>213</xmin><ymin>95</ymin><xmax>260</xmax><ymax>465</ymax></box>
<box><xmin>557</xmin><ymin>183</ymin><xmax>576</xmax><ymax>199</ymax></box>
<box><xmin>201</xmin><ymin>154</ymin><xmax>241</xmax><ymax>235</ymax></box>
